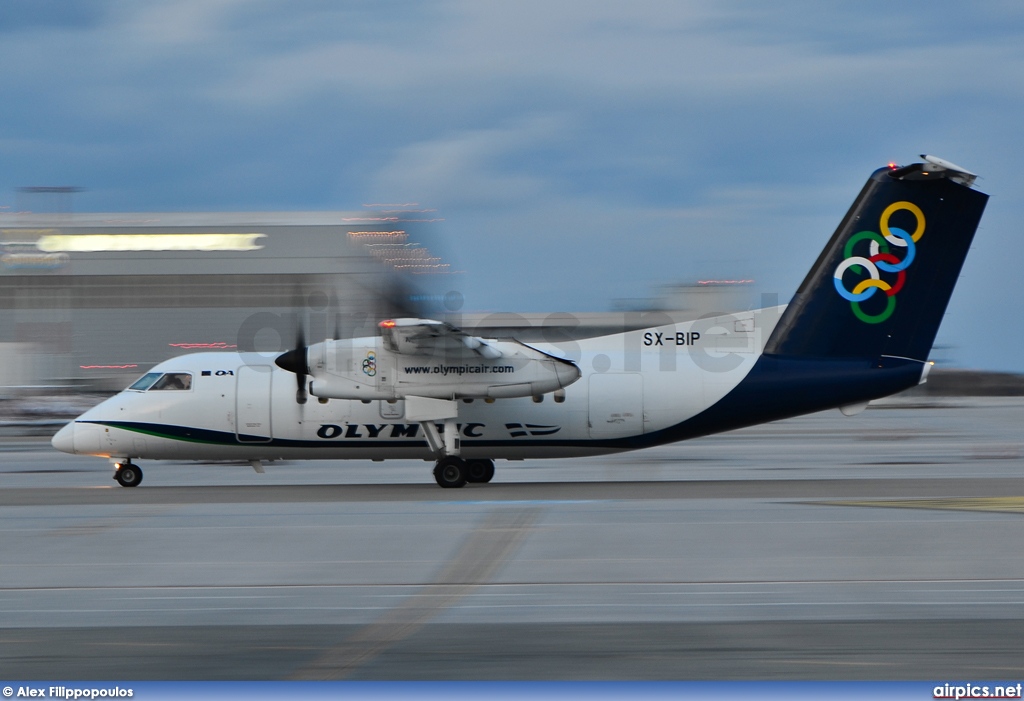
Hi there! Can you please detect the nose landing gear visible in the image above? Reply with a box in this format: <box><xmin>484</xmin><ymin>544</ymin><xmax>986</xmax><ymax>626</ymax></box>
<box><xmin>113</xmin><ymin>461</ymin><xmax>143</xmax><ymax>487</ymax></box>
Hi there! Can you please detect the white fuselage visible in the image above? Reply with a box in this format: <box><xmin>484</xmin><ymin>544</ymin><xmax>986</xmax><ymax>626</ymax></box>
<box><xmin>56</xmin><ymin>307</ymin><xmax>785</xmax><ymax>463</ymax></box>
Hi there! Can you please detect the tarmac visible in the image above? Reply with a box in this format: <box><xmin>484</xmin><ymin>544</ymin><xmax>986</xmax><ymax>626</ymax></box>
<box><xmin>2</xmin><ymin>397</ymin><xmax>1024</xmax><ymax>679</ymax></box>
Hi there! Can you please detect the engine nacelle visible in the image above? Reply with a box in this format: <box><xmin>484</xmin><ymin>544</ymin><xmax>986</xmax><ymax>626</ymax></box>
<box><xmin>305</xmin><ymin>336</ymin><xmax>579</xmax><ymax>401</ymax></box>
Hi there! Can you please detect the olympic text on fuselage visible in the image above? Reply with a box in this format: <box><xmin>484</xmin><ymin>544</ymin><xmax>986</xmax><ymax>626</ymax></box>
<box><xmin>317</xmin><ymin>422</ymin><xmax>486</xmax><ymax>439</ymax></box>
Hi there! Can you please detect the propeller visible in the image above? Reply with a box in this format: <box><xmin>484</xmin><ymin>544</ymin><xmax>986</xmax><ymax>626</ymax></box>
<box><xmin>275</xmin><ymin>324</ymin><xmax>309</xmax><ymax>404</ymax></box>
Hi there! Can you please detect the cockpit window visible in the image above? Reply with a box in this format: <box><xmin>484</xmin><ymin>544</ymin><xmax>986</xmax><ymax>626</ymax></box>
<box><xmin>128</xmin><ymin>372</ymin><xmax>162</xmax><ymax>391</ymax></box>
<box><xmin>150</xmin><ymin>373</ymin><xmax>193</xmax><ymax>391</ymax></box>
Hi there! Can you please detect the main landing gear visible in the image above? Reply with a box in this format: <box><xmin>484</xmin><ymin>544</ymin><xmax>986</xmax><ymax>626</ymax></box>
<box><xmin>432</xmin><ymin>457</ymin><xmax>495</xmax><ymax>488</ymax></box>
<box><xmin>408</xmin><ymin>396</ymin><xmax>495</xmax><ymax>488</ymax></box>
<box><xmin>113</xmin><ymin>461</ymin><xmax>143</xmax><ymax>487</ymax></box>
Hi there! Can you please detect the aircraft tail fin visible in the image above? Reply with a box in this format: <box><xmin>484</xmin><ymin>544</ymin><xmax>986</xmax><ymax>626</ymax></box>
<box><xmin>764</xmin><ymin>157</ymin><xmax>988</xmax><ymax>361</ymax></box>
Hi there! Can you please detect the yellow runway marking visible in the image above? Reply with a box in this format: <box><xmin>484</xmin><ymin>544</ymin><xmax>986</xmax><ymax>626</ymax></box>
<box><xmin>814</xmin><ymin>497</ymin><xmax>1024</xmax><ymax>515</ymax></box>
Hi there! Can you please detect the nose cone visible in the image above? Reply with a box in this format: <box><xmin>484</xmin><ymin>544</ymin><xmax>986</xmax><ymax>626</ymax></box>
<box><xmin>51</xmin><ymin>422</ymin><xmax>75</xmax><ymax>454</ymax></box>
<box><xmin>275</xmin><ymin>347</ymin><xmax>309</xmax><ymax>375</ymax></box>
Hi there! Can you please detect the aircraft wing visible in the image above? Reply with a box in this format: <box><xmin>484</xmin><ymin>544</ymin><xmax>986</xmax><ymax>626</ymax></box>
<box><xmin>378</xmin><ymin>318</ymin><xmax>504</xmax><ymax>359</ymax></box>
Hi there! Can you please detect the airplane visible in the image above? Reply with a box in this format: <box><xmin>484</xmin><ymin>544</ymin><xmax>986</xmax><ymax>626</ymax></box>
<box><xmin>51</xmin><ymin>155</ymin><xmax>988</xmax><ymax>488</ymax></box>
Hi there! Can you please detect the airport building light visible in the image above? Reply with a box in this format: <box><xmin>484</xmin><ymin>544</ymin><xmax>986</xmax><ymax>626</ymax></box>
<box><xmin>36</xmin><ymin>233</ymin><xmax>267</xmax><ymax>253</ymax></box>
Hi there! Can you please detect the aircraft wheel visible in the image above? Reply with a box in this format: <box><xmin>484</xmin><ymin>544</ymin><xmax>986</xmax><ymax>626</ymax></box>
<box><xmin>465</xmin><ymin>458</ymin><xmax>495</xmax><ymax>484</ymax></box>
<box><xmin>433</xmin><ymin>457</ymin><xmax>467</xmax><ymax>488</ymax></box>
<box><xmin>114</xmin><ymin>462</ymin><xmax>143</xmax><ymax>488</ymax></box>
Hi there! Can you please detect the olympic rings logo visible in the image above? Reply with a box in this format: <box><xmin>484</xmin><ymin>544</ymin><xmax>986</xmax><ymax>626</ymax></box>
<box><xmin>832</xmin><ymin>201</ymin><xmax>925</xmax><ymax>324</ymax></box>
<box><xmin>362</xmin><ymin>351</ymin><xmax>377</xmax><ymax>377</ymax></box>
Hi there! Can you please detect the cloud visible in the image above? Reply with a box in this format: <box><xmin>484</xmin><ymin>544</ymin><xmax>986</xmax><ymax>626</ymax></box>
<box><xmin>117</xmin><ymin>0</ymin><xmax>247</xmax><ymax>47</ymax></box>
<box><xmin>0</xmin><ymin>0</ymin><xmax>107</xmax><ymax>34</ymax></box>
<box><xmin>365</xmin><ymin>116</ymin><xmax>570</xmax><ymax>209</ymax></box>
<box><xmin>0</xmin><ymin>1</ymin><xmax>1023</xmax><ymax>367</ymax></box>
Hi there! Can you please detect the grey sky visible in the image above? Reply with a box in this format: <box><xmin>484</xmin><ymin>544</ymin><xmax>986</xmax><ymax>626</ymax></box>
<box><xmin>2</xmin><ymin>1</ymin><xmax>1022</xmax><ymax>370</ymax></box>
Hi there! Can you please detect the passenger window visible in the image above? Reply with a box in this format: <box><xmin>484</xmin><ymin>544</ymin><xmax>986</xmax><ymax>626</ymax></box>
<box><xmin>128</xmin><ymin>372</ymin><xmax>162</xmax><ymax>391</ymax></box>
<box><xmin>150</xmin><ymin>373</ymin><xmax>192</xmax><ymax>391</ymax></box>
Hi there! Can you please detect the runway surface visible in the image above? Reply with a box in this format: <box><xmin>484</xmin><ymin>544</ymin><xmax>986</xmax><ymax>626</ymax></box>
<box><xmin>2</xmin><ymin>398</ymin><xmax>1024</xmax><ymax>679</ymax></box>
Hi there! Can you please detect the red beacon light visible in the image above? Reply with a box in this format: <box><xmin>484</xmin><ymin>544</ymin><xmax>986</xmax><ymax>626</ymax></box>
<box><xmin>888</xmin><ymin>162</ymin><xmax>899</xmax><ymax>170</ymax></box>
<box><xmin>379</xmin><ymin>319</ymin><xmax>397</xmax><ymax>328</ymax></box>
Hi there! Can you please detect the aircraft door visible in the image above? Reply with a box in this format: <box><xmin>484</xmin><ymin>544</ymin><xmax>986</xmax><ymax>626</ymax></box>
<box><xmin>236</xmin><ymin>365</ymin><xmax>273</xmax><ymax>443</ymax></box>
<box><xmin>588</xmin><ymin>373</ymin><xmax>644</xmax><ymax>439</ymax></box>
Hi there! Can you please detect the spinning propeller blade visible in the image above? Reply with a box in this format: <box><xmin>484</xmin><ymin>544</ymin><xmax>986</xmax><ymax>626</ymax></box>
<box><xmin>275</xmin><ymin>325</ymin><xmax>309</xmax><ymax>404</ymax></box>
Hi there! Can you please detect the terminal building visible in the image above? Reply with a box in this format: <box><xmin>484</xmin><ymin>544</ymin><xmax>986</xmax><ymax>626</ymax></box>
<box><xmin>0</xmin><ymin>210</ymin><xmax>453</xmax><ymax>391</ymax></box>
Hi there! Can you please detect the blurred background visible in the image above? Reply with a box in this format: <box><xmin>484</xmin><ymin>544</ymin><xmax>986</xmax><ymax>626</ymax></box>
<box><xmin>5</xmin><ymin>4</ymin><xmax>1024</xmax><ymax>682</ymax></box>
<box><xmin>2</xmin><ymin>1</ymin><xmax>1023</xmax><ymax>425</ymax></box>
